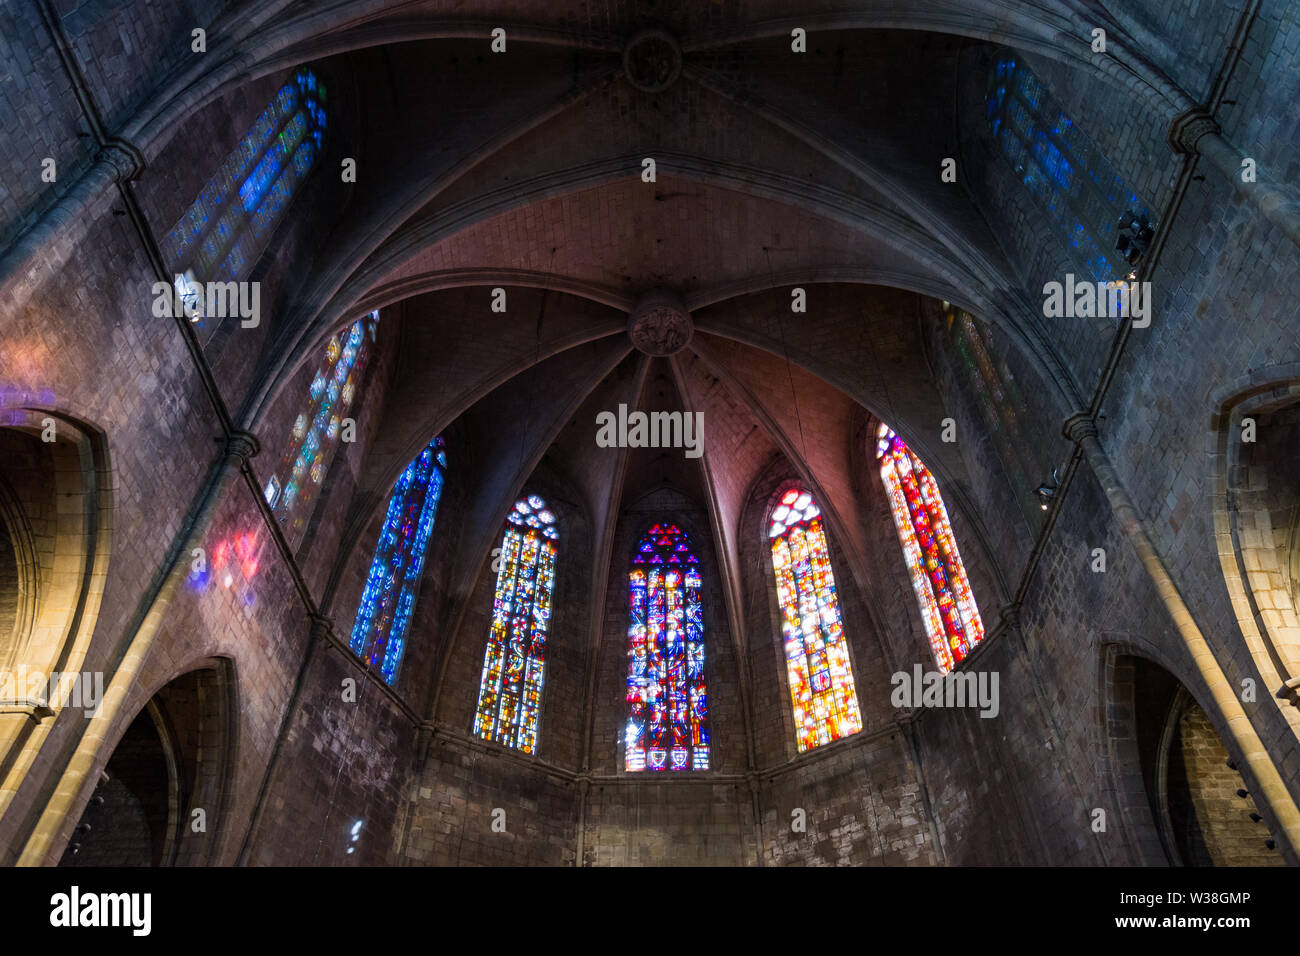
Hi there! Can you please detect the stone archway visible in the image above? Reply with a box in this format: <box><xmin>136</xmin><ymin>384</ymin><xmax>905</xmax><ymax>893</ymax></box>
<box><xmin>0</xmin><ymin>412</ymin><xmax>113</xmax><ymax>824</ymax></box>
<box><xmin>1160</xmin><ymin>692</ymin><xmax>1282</xmax><ymax>867</ymax></box>
<box><xmin>1104</xmin><ymin>649</ymin><xmax>1284</xmax><ymax>866</ymax></box>
<box><xmin>1210</xmin><ymin>375</ymin><xmax>1300</xmax><ymax>726</ymax></box>
<box><xmin>58</xmin><ymin>661</ymin><xmax>238</xmax><ymax>867</ymax></box>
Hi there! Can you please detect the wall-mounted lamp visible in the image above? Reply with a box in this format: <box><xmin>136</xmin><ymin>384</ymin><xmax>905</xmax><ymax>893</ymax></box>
<box><xmin>1035</xmin><ymin>468</ymin><xmax>1060</xmax><ymax>511</ymax></box>
<box><xmin>1115</xmin><ymin>210</ymin><xmax>1154</xmax><ymax>266</ymax></box>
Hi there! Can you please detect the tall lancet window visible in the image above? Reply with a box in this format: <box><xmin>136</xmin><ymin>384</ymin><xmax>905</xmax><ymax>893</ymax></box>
<box><xmin>626</xmin><ymin>524</ymin><xmax>709</xmax><ymax>772</ymax></box>
<box><xmin>161</xmin><ymin>68</ymin><xmax>326</xmax><ymax>339</ymax></box>
<box><xmin>769</xmin><ymin>489</ymin><xmax>863</xmax><ymax>752</ymax></box>
<box><xmin>263</xmin><ymin>312</ymin><xmax>377</xmax><ymax>550</ymax></box>
<box><xmin>985</xmin><ymin>54</ymin><xmax>1155</xmax><ymax>282</ymax></box>
<box><xmin>348</xmin><ymin>436</ymin><xmax>446</xmax><ymax>685</ymax></box>
<box><xmin>473</xmin><ymin>495</ymin><xmax>558</xmax><ymax>754</ymax></box>
<box><xmin>875</xmin><ymin>424</ymin><xmax>985</xmax><ymax>673</ymax></box>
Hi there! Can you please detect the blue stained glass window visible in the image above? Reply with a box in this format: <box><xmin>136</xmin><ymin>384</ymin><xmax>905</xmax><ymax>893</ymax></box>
<box><xmin>625</xmin><ymin>523</ymin><xmax>709</xmax><ymax>772</ymax></box>
<box><xmin>349</xmin><ymin>436</ymin><xmax>447</xmax><ymax>685</ymax></box>
<box><xmin>986</xmin><ymin>55</ymin><xmax>1154</xmax><ymax>282</ymax></box>
<box><xmin>160</xmin><ymin>68</ymin><xmax>326</xmax><ymax>340</ymax></box>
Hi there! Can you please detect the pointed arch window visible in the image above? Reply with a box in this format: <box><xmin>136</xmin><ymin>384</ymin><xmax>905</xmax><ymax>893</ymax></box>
<box><xmin>626</xmin><ymin>524</ymin><xmax>708</xmax><ymax>772</ymax></box>
<box><xmin>985</xmin><ymin>54</ymin><xmax>1155</xmax><ymax>282</ymax></box>
<box><xmin>264</xmin><ymin>312</ymin><xmax>377</xmax><ymax>550</ymax></box>
<box><xmin>769</xmin><ymin>489</ymin><xmax>863</xmax><ymax>752</ymax></box>
<box><xmin>161</xmin><ymin>68</ymin><xmax>326</xmax><ymax>339</ymax></box>
<box><xmin>473</xmin><ymin>495</ymin><xmax>558</xmax><ymax>754</ymax></box>
<box><xmin>348</xmin><ymin>436</ymin><xmax>446</xmax><ymax>685</ymax></box>
<box><xmin>876</xmin><ymin>424</ymin><xmax>985</xmax><ymax>673</ymax></box>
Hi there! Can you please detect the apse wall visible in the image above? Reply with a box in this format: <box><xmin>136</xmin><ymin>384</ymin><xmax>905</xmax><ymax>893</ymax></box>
<box><xmin>397</xmin><ymin>468</ymin><xmax>949</xmax><ymax>866</ymax></box>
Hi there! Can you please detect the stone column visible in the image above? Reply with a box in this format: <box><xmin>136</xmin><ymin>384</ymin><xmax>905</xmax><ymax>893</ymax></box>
<box><xmin>1169</xmin><ymin>109</ymin><xmax>1300</xmax><ymax>250</ymax></box>
<box><xmin>1063</xmin><ymin>412</ymin><xmax>1300</xmax><ymax>855</ymax></box>
<box><xmin>0</xmin><ymin>140</ymin><xmax>144</xmax><ymax>303</ymax></box>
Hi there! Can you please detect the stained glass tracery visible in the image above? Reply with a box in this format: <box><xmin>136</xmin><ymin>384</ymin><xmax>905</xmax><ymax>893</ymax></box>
<box><xmin>986</xmin><ymin>55</ymin><xmax>1155</xmax><ymax>282</ymax></box>
<box><xmin>876</xmin><ymin>424</ymin><xmax>985</xmax><ymax>673</ymax></box>
<box><xmin>265</xmin><ymin>312</ymin><xmax>377</xmax><ymax>550</ymax></box>
<box><xmin>348</xmin><ymin>436</ymin><xmax>447</xmax><ymax>685</ymax></box>
<box><xmin>626</xmin><ymin>524</ymin><xmax>708</xmax><ymax>772</ymax></box>
<box><xmin>769</xmin><ymin>489</ymin><xmax>863</xmax><ymax>752</ymax></box>
<box><xmin>473</xmin><ymin>495</ymin><xmax>558</xmax><ymax>754</ymax></box>
<box><xmin>161</xmin><ymin>69</ymin><xmax>326</xmax><ymax>340</ymax></box>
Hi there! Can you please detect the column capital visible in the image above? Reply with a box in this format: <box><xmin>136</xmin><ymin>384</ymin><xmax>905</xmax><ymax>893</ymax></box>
<box><xmin>1062</xmin><ymin>412</ymin><xmax>1098</xmax><ymax>444</ymax></box>
<box><xmin>307</xmin><ymin>612</ymin><xmax>335</xmax><ymax>642</ymax></box>
<box><xmin>1168</xmin><ymin>108</ymin><xmax>1219</xmax><ymax>155</ymax></box>
<box><xmin>94</xmin><ymin>139</ymin><xmax>145</xmax><ymax>183</ymax></box>
<box><xmin>225</xmin><ymin>430</ymin><xmax>260</xmax><ymax>463</ymax></box>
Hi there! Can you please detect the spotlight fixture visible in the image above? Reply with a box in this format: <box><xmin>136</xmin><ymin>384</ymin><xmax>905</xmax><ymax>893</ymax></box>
<box><xmin>1266</xmin><ymin>839</ymin><xmax>1276</xmax><ymax>850</ymax></box>
<box><xmin>1250</xmin><ymin>812</ymin><xmax>1263</xmax><ymax>823</ymax></box>
<box><xmin>1035</xmin><ymin>468</ymin><xmax>1061</xmax><ymax>511</ymax></box>
<box><xmin>1115</xmin><ymin>210</ymin><xmax>1155</xmax><ymax>266</ymax></box>
<box><xmin>1236</xmin><ymin>788</ymin><xmax>1250</xmax><ymax>798</ymax></box>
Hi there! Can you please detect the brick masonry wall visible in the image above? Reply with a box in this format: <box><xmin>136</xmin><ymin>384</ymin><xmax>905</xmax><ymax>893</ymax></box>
<box><xmin>0</xmin><ymin>2</ymin><xmax>98</xmax><ymax>255</ymax></box>
<box><xmin>405</xmin><ymin>734</ymin><xmax>578</xmax><ymax>866</ymax></box>
<box><xmin>1167</xmin><ymin>701</ymin><xmax>1284</xmax><ymax>866</ymax></box>
<box><xmin>760</xmin><ymin>730</ymin><xmax>937</xmax><ymax>866</ymax></box>
<box><xmin>582</xmin><ymin>779</ymin><xmax>756</xmax><ymax>866</ymax></box>
<box><xmin>53</xmin><ymin>0</ymin><xmax>229</xmax><ymax>135</ymax></box>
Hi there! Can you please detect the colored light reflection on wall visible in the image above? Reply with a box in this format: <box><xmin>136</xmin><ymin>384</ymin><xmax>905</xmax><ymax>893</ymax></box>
<box><xmin>985</xmin><ymin>55</ymin><xmax>1154</xmax><ymax>282</ymax></box>
<box><xmin>625</xmin><ymin>524</ymin><xmax>708</xmax><ymax>772</ymax></box>
<box><xmin>0</xmin><ymin>386</ymin><xmax>57</xmax><ymax>426</ymax></box>
<box><xmin>472</xmin><ymin>495</ymin><xmax>558</xmax><ymax>754</ymax></box>
<box><xmin>769</xmin><ymin>489</ymin><xmax>863</xmax><ymax>752</ymax></box>
<box><xmin>192</xmin><ymin>527</ymin><xmax>265</xmax><ymax>607</ymax></box>
<box><xmin>875</xmin><ymin>424</ymin><xmax>985</xmax><ymax>673</ymax></box>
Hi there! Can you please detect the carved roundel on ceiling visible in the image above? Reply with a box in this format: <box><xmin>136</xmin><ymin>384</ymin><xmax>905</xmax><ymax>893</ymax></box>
<box><xmin>623</xmin><ymin>28</ymin><xmax>682</xmax><ymax>93</ymax></box>
<box><xmin>628</xmin><ymin>289</ymin><xmax>693</xmax><ymax>356</ymax></box>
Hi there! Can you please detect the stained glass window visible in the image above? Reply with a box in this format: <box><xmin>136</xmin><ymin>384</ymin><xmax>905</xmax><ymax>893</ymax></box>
<box><xmin>769</xmin><ymin>489</ymin><xmax>863</xmax><ymax>752</ymax></box>
<box><xmin>626</xmin><ymin>524</ymin><xmax>708</xmax><ymax>772</ymax></box>
<box><xmin>160</xmin><ymin>68</ymin><xmax>326</xmax><ymax>340</ymax></box>
<box><xmin>942</xmin><ymin>304</ymin><xmax>1055</xmax><ymax>529</ymax></box>
<box><xmin>473</xmin><ymin>495</ymin><xmax>558</xmax><ymax>754</ymax></box>
<box><xmin>876</xmin><ymin>424</ymin><xmax>985</xmax><ymax>673</ymax></box>
<box><xmin>265</xmin><ymin>312</ymin><xmax>377</xmax><ymax>550</ymax></box>
<box><xmin>986</xmin><ymin>55</ymin><xmax>1154</xmax><ymax>282</ymax></box>
<box><xmin>348</xmin><ymin>436</ymin><xmax>447</xmax><ymax>685</ymax></box>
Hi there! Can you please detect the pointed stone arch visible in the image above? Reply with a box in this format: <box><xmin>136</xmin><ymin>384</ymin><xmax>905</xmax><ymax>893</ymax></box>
<box><xmin>56</xmin><ymin>658</ymin><xmax>239</xmax><ymax>867</ymax></box>
<box><xmin>0</xmin><ymin>410</ymin><xmax>113</xmax><ymax>816</ymax></box>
